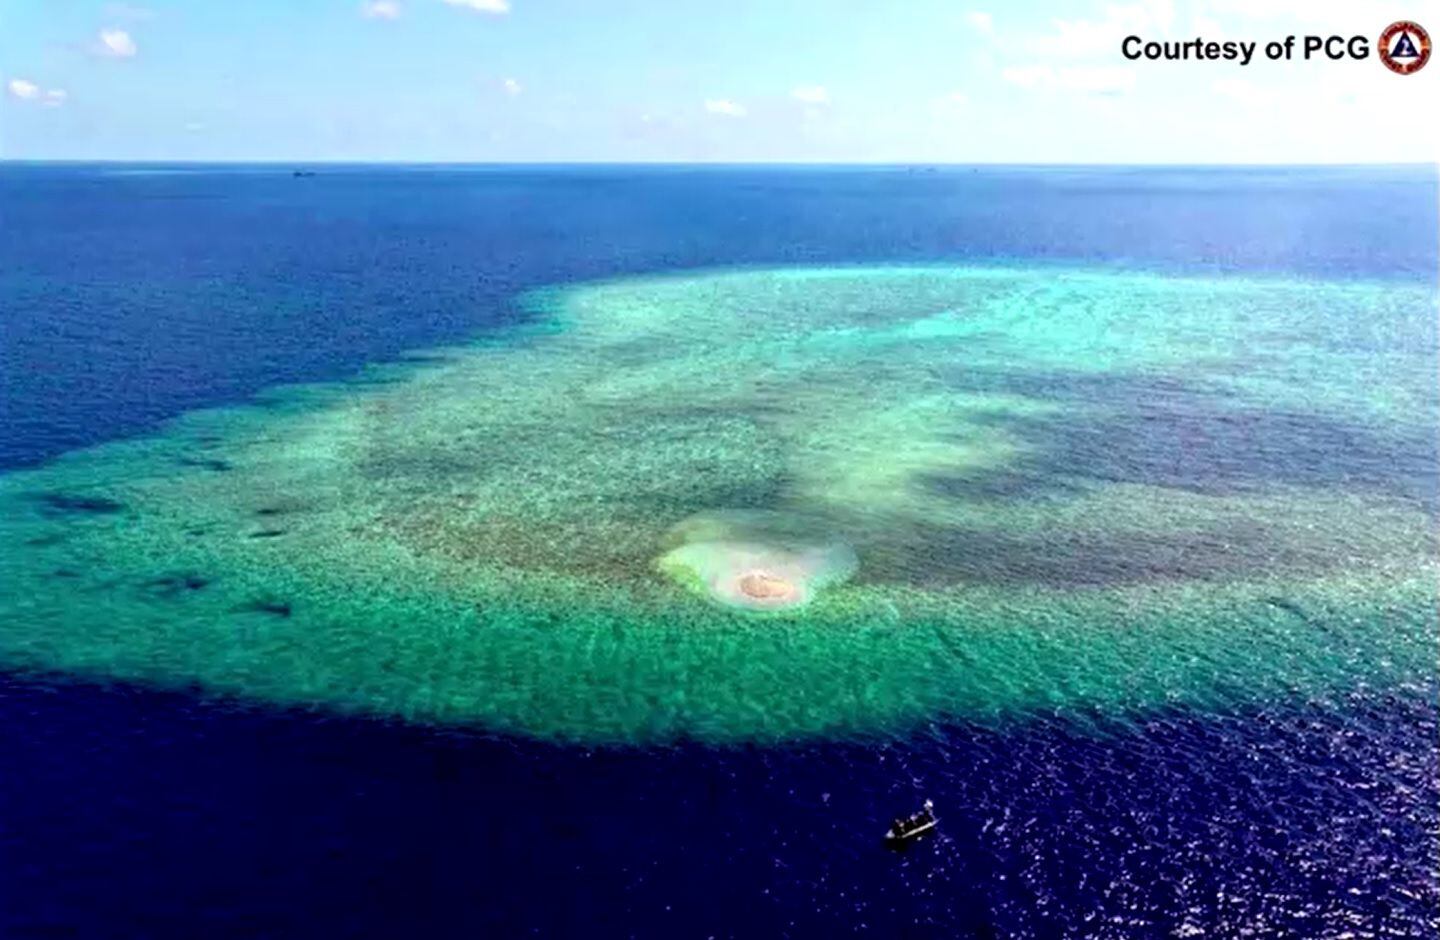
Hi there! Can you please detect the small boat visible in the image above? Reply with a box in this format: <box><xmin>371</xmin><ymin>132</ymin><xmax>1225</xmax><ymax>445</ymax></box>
<box><xmin>884</xmin><ymin>798</ymin><xmax>937</xmax><ymax>844</ymax></box>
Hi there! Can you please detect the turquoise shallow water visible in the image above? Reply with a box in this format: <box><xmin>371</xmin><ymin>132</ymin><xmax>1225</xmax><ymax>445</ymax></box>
<box><xmin>2</xmin><ymin>265</ymin><xmax>1435</xmax><ymax>743</ymax></box>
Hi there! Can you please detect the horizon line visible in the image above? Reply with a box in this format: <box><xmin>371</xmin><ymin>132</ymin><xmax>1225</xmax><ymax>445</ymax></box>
<box><xmin>2</xmin><ymin>158</ymin><xmax>1437</xmax><ymax>170</ymax></box>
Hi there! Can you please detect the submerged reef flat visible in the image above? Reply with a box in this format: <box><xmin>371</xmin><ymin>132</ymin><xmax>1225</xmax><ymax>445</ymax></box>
<box><xmin>1</xmin><ymin>266</ymin><xmax>1436</xmax><ymax>743</ymax></box>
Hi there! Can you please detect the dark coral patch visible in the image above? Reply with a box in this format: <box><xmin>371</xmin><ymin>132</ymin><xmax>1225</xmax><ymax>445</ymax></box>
<box><xmin>249</xmin><ymin>528</ymin><xmax>287</xmax><ymax>539</ymax></box>
<box><xmin>179</xmin><ymin>456</ymin><xmax>234</xmax><ymax>472</ymax></box>
<box><xmin>255</xmin><ymin>505</ymin><xmax>303</xmax><ymax>517</ymax></box>
<box><xmin>236</xmin><ymin>599</ymin><xmax>293</xmax><ymax>618</ymax></box>
<box><xmin>35</xmin><ymin>492</ymin><xmax>125</xmax><ymax>516</ymax></box>
<box><xmin>145</xmin><ymin>573</ymin><xmax>212</xmax><ymax>597</ymax></box>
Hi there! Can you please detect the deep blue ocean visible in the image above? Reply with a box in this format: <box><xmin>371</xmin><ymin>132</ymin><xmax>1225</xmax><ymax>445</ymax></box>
<box><xmin>1</xmin><ymin>164</ymin><xmax>1436</xmax><ymax>938</ymax></box>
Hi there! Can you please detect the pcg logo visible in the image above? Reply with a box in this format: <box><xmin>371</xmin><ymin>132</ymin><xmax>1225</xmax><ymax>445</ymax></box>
<box><xmin>1378</xmin><ymin>21</ymin><xmax>1430</xmax><ymax>74</ymax></box>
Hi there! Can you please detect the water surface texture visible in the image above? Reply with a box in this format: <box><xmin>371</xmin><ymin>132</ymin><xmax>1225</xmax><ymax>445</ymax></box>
<box><xmin>1</xmin><ymin>165</ymin><xmax>1436</xmax><ymax>936</ymax></box>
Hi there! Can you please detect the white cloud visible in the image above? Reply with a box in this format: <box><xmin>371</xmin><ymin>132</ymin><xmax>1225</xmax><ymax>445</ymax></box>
<box><xmin>361</xmin><ymin>1</ymin><xmax>402</xmax><ymax>19</ymax></box>
<box><xmin>965</xmin><ymin>11</ymin><xmax>994</xmax><ymax>34</ymax></box>
<box><xmin>945</xmin><ymin>91</ymin><xmax>969</xmax><ymax>106</ymax></box>
<box><xmin>7</xmin><ymin>79</ymin><xmax>67</xmax><ymax>106</ymax></box>
<box><xmin>97</xmin><ymin>28</ymin><xmax>138</xmax><ymax>57</ymax></box>
<box><xmin>791</xmin><ymin>85</ymin><xmax>829</xmax><ymax>105</ymax></box>
<box><xmin>7</xmin><ymin>78</ymin><xmax>40</xmax><ymax>99</ymax></box>
<box><xmin>1002</xmin><ymin>65</ymin><xmax>1136</xmax><ymax>95</ymax></box>
<box><xmin>441</xmin><ymin>0</ymin><xmax>510</xmax><ymax>13</ymax></box>
<box><xmin>704</xmin><ymin>99</ymin><xmax>747</xmax><ymax>117</ymax></box>
<box><xmin>184</xmin><ymin>121</ymin><xmax>206</xmax><ymax>132</ymax></box>
<box><xmin>502</xmin><ymin>77</ymin><xmax>522</xmax><ymax>95</ymax></box>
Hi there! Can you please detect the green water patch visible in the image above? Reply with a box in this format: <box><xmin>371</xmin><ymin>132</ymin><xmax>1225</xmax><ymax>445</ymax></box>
<box><xmin>1</xmin><ymin>266</ymin><xmax>1436</xmax><ymax>743</ymax></box>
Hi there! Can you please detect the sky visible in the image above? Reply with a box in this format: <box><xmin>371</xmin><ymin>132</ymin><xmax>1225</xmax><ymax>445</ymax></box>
<box><xmin>1</xmin><ymin>0</ymin><xmax>1437</xmax><ymax>163</ymax></box>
